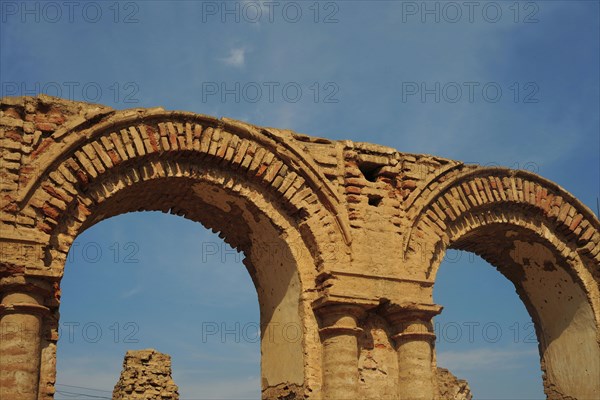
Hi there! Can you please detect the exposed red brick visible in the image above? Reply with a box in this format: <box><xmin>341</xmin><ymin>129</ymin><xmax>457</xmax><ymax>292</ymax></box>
<box><xmin>256</xmin><ymin>164</ymin><xmax>268</xmax><ymax>177</ymax></box>
<box><xmin>37</xmin><ymin>221</ymin><xmax>53</xmax><ymax>234</ymax></box>
<box><xmin>2</xmin><ymin>197</ymin><xmax>18</xmax><ymax>213</ymax></box>
<box><xmin>35</xmin><ymin>122</ymin><xmax>57</xmax><ymax>132</ymax></box>
<box><xmin>107</xmin><ymin>149</ymin><xmax>121</xmax><ymax>165</ymax></box>
<box><xmin>30</xmin><ymin>137</ymin><xmax>55</xmax><ymax>159</ymax></box>
<box><xmin>75</xmin><ymin>170</ymin><xmax>89</xmax><ymax>185</ymax></box>
<box><xmin>4</xmin><ymin>130</ymin><xmax>23</xmax><ymax>142</ymax></box>
<box><xmin>78</xmin><ymin>202</ymin><xmax>91</xmax><ymax>217</ymax></box>
<box><xmin>41</xmin><ymin>203</ymin><xmax>60</xmax><ymax>219</ymax></box>
<box><xmin>146</xmin><ymin>125</ymin><xmax>160</xmax><ymax>152</ymax></box>
<box><xmin>3</xmin><ymin>107</ymin><xmax>22</xmax><ymax>120</ymax></box>
<box><xmin>569</xmin><ymin>214</ymin><xmax>584</xmax><ymax>231</ymax></box>
<box><xmin>346</xmin><ymin>186</ymin><xmax>361</xmax><ymax>195</ymax></box>
<box><xmin>47</xmin><ymin>110</ymin><xmax>66</xmax><ymax>124</ymax></box>
<box><xmin>345</xmin><ymin>177</ymin><xmax>365</xmax><ymax>187</ymax></box>
<box><xmin>402</xmin><ymin>180</ymin><xmax>418</xmax><ymax>190</ymax></box>
<box><xmin>347</xmin><ymin>194</ymin><xmax>361</xmax><ymax>203</ymax></box>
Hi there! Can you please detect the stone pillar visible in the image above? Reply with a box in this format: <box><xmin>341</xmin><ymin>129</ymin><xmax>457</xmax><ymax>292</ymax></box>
<box><xmin>383</xmin><ymin>303</ymin><xmax>442</xmax><ymax>400</ymax></box>
<box><xmin>316</xmin><ymin>303</ymin><xmax>364</xmax><ymax>400</ymax></box>
<box><xmin>0</xmin><ymin>287</ymin><xmax>48</xmax><ymax>400</ymax></box>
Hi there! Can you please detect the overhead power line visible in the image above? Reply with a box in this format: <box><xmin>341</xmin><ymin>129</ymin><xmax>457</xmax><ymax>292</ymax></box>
<box><xmin>55</xmin><ymin>389</ymin><xmax>111</xmax><ymax>399</ymax></box>
<box><xmin>56</xmin><ymin>383</ymin><xmax>112</xmax><ymax>393</ymax></box>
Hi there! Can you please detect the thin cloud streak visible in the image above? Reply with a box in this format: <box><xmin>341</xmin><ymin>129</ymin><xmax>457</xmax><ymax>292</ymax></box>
<box><xmin>220</xmin><ymin>48</ymin><xmax>247</xmax><ymax>68</ymax></box>
<box><xmin>438</xmin><ymin>347</ymin><xmax>539</xmax><ymax>372</ymax></box>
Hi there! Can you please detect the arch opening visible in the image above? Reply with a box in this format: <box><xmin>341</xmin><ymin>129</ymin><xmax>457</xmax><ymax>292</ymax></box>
<box><xmin>404</xmin><ymin>168</ymin><xmax>600</xmax><ymax>399</ymax></box>
<box><xmin>55</xmin><ymin>212</ymin><xmax>262</xmax><ymax>398</ymax></box>
<box><xmin>46</xmin><ymin>157</ymin><xmax>320</xmax><ymax>398</ymax></box>
<box><xmin>434</xmin><ymin>250</ymin><xmax>544</xmax><ymax>398</ymax></box>
<box><xmin>434</xmin><ymin>218</ymin><xmax>599</xmax><ymax>399</ymax></box>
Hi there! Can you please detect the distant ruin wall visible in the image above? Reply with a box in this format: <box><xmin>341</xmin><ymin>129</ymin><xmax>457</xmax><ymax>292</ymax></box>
<box><xmin>112</xmin><ymin>349</ymin><xmax>179</xmax><ymax>400</ymax></box>
<box><xmin>437</xmin><ymin>368</ymin><xmax>472</xmax><ymax>400</ymax></box>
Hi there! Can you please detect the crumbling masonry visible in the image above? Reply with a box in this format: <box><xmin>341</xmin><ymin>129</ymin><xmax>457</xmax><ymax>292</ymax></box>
<box><xmin>0</xmin><ymin>95</ymin><xmax>598</xmax><ymax>399</ymax></box>
<box><xmin>112</xmin><ymin>349</ymin><xmax>179</xmax><ymax>400</ymax></box>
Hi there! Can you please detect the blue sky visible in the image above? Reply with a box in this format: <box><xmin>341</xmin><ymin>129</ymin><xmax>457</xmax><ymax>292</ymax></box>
<box><xmin>2</xmin><ymin>1</ymin><xmax>598</xmax><ymax>399</ymax></box>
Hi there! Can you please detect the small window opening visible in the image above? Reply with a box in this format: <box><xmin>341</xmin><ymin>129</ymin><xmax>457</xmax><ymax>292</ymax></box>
<box><xmin>368</xmin><ymin>194</ymin><xmax>383</xmax><ymax>207</ymax></box>
<box><xmin>358</xmin><ymin>162</ymin><xmax>382</xmax><ymax>182</ymax></box>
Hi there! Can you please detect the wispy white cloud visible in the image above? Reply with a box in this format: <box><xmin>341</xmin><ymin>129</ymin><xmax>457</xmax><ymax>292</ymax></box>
<box><xmin>121</xmin><ymin>285</ymin><xmax>143</xmax><ymax>299</ymax></box>
<box><xmin>220</xmin><ymin>48</ymin><xmax>247</xmax><ymax>68</ymax></box>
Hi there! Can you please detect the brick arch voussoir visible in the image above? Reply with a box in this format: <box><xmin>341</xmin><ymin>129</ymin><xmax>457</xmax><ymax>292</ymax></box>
<box><xmin>46</xmin><ymin>157</ymin><xmax>323</xmax><ymax>277</ymax></box>
<box><xmin>405</xmin><ymin>167</ymin><xmax>600</xmax><ymax>269</ymax></box>
<box><xmin>456</xmin><ymin>207</ymin><xmax>597</xmax><ymax>322</ymax></box>
<box><xmin>405</xmin><ymin>167</ymin><xmax>600</xmax><ymax>330</ymax></box>
<box><xmin>19</xmin><ymin>110</ymin><xmax>350</xmax><ymax>272</ymax></box>
<box><xmin>404</xmin><ymin>168</ymin><xmax>600</xmax><ymax>290</ymax></box>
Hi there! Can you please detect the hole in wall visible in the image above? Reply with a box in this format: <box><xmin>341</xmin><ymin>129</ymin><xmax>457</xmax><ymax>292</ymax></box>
<box><xmin>358</xmin><ymin>162</ymin><xmax>383</xmax><ymax>182</ymax></box>
<box><xmin>368</xmin><ymin>195</ymin><xmax>383</xmax><ymax>207</ymax></box>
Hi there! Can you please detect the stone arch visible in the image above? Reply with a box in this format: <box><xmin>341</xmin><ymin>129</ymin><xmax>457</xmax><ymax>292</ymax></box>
<box><xmin>2</xmin><ymin>106</ymin><xmax>353</xmax><ymax>399</ymax></box>
<box><xmin>16</xmin><ymin>107</ymin><xmax>350</xmax><ymax>258</ymax></box>
<box><xmin>404</xmin><ymin>166</ymin><xmax>600</xmax><ymax>399</ymax></box>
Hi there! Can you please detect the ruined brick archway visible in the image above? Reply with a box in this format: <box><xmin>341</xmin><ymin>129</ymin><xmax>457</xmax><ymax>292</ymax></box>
<box><xmin>0</xmin><ymin>96</ymin><xmax>350</xmax><ymax>399</ymax></box>
<box><xmin>404</xmin><ymin>168</ymin><xmax>600</xmax><ymax>399</ymax></box>
<box><xmin>1</xmin><ymin>96</ymin><xmax>598</xmax><ymax>400</ymax></box>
